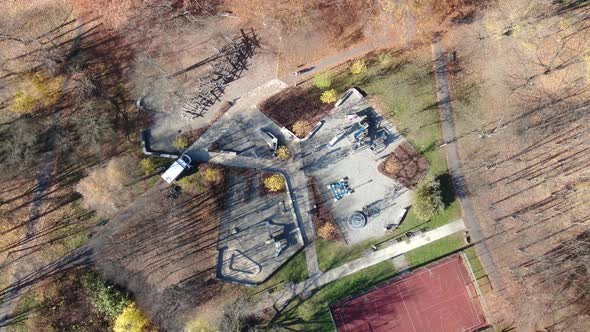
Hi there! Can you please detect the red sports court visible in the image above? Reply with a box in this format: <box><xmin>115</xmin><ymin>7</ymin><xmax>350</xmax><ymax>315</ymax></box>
<box><xmin>331</xmin><ymin>255</ymin><xmax>488</xmax><ymax>332</ymax></box>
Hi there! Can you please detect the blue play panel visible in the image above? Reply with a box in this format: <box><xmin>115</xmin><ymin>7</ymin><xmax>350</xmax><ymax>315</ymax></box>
<box><xmin>330</xmin><ymin>178</ymin><xmax>352</xmax><ymax>201</ymax></box>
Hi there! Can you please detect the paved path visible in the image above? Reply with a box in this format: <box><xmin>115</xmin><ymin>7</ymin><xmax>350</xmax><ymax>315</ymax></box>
<box><xmin>431</xmin><ymin>38</ymin><xmax>503</xmax><ymax>291</ymax></box>
<box><xmin>391</xmin><ymin>254</ymin><xmax>410</xmax><ymax>272</ymax></box>
<box><xmin>258</xmin><ymin>219</ymin><xmax>467</xmax><ymax>311</ymax></box>
<box><xmin>304</xmin><ymin>242</ymin><xmax>320</xmax><ymax>277</ymax></box>
<box><xmin>281</xmin><ymin>42</ymin><xmax>376</xmax><ymax>85</ymax></box>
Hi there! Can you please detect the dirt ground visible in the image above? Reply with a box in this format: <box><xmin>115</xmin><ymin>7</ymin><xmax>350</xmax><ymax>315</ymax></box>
<box><xmin>442</xmin><ymin>1</ymin><xmax>590</xmax><ymax>330</ymax></box>
<box><xmin>378</xmin><ymin>142</ymin><xmax>429</xmax><ymax>188</ymax></box>
<box><xmin>8</xmin><ymin>270</ymin><xmax>111</xmax><ymax>331</ymax></box>
<box><xmin>259</xmin><ymin>85</ymin><xmax>332</xmax><ymax>131</ymax></box>
<box><xmin>3</xmin><ymin>1</ymin><xmax>589</xmax><ymax>330</ymax></box>
<box><xmin>87</xmin><ymin>179</ymin><xmax>241</xmax><ymax>331</ymax></box>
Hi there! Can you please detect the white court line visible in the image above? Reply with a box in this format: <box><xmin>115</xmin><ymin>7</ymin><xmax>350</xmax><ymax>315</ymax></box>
<box><xmin>397</xmin><ymin>284</ymin><xmax>417</xmax><ymax>332</ymax></box>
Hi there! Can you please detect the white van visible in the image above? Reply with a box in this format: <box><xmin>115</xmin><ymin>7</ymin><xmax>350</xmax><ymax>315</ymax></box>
<box><xmin>161</xmin><ymin>154</ymin><xmax>192</xmax><ymax>184</ymax></box>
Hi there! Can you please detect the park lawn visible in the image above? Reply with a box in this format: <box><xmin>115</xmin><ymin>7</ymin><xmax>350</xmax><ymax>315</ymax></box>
<box><xmin>405</xmin><ymin>233</ymin><xmax>465</xmax><ymax>267</ymax></box>
<box><xmin>464</xmin><ymin>246</ymin><xmax>492</xmax><ymax>291</ymax></box>
<box><xmin>316</xmin><ymin>201</ymin><xmax>460</xmax><ymax>272</ymax></box>
<box><xmin>464</xmin><ymin>246</ymin><xmax>485</xmax><ymax>280</ymax></box>
<box><xmin>250</xmin><ymin>249</ymin><xmax>309</xmax><ymax>295</ymax></box>
<box><xmin>330</xmin><ymin>48</ymin><xmax>447</xmax><ymax>175</ymax></box>
<box><xmin>314</xmin><ymin>48</ymin><xmax>460</xmax><ymax>271</ymax></box>
<box><xmin>275</xmin><ymin>261</ymin><xmax>396</xmax><ymax>331</ymax></box>
<box><xmin>269</xmin><ymin>249</ymin><xmax>309</xmax><ymax>284</ymax></box>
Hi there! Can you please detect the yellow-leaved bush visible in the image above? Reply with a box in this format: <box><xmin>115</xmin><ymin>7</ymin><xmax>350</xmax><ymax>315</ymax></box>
<box><xmin>264</xmin><ymin>174</ymin><xmax>285</xmax><ymax>192</ymax></box>
<box><xmin>11</xmin><ymin>72</ymin><xmax>63</xmax><ymax>114</ymax></box>
<box><xmin>113</xmin><ymin>303</ymin><xmax>150</xmax><ymax>332</ymax></box>
<box><xmin>320</xmin><ymin>89</ymin><xmax>338</xmax><ymax>104</ymax></box>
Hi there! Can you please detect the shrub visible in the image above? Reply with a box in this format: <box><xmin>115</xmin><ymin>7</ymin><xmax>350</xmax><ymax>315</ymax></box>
<box><xmin>186</xmin><ymin>319</ymin><xmax>216</xmax><ymax>332</ymax></box>
<box><xmin>31</xmin><ymin>72</ymin><xmax>63</xmax><ymax>107</ymax></box>
<box><xmin>412</xmin><ymin>176</ymin><xmax>444</xmax><ymax>220</ymax></box>
<box><xmin>139</xmin><ymin>157</ymin><xmax>170</xmax><ymax>177</ymax></box>
<box><xmin>140</xmin><ymin>158</ymin><xmax>156</xmax><ymax>176</ymax></box>
<box><xmin>11</xmin><ymin>73</ymin><xmax>64</xmax><ymax>114</ymax></box>
<box><xmin>173</xmin><ymin>134</ymin><xmax>190</xmax><ymax>150</ymax></box>
<box><xmin>74</xmin><ymin>108</ymin><xmax>114</xmax><ymax>152</ymax></box>
<box><xmin>313</xmin><ymin>73</ymin><xmax>332</xmax><ymax>89</ymax></box>
<box><xmin>317</xmin><ymin>222</ymin><xmax>336</xmax><ymax>240</ymax></box>
<box><xmin>76</xmin><ymin>155</ymin><xmax>135</xmax><ymax>217</ymax></box>
<box><xmin>277</xmin><ymin>146</ymin><xmax>291</xmax><ymax>161</ymax></box>
<box><xmin>350</xmin><ymin>59</ymin><xmax>367</xmax><ymax>74</ymax></box>
<box><xmin>264</xmin><ymin>174</ymin><xmax>285</xmax><ymax>192</ymax></box>
<box><xmin>178</xmin><ymin>173</ymin><xmax>204</xmax><ymax>194</ymax></box>
<box><xmin>11</xmin><ymin>91</ymin><xmax>36</xmax><ymax>114</ymax></box>
<box><xmin>384</xmin><ymin>158</ymin><xmax>400</xmax><ymax>174</ymax></box>
<box><xmin>201</xmin><ymin>165</ymin><xmax>223</xmax><ymax>185</ymax></box>
<box><xmin>81</xmin><ymin>271</ymin><xmax>130</xmax><ymax>319</ymax></box>
<box><xmin>320</xmin><ymin>89</ymin><xmax>338</xmax><ymax>104</ymax></box>
<box><xmin>218</xmin><ymin>298</ymin><xmax>261</xmax><ymax>332</ymax></box>
<box><xmin>292</xmin><ymin>120</ymin><xmax>312</xmax><ymax>138</ymax></box>
<box><xmin>114</xmin><ymin>303</ymin><xmax>150</xmax><ymax>332</ymax></box>
<box><xmin>378</xmin><ymin>52</ymin><xmax>393</xmax><ymax>66</ymax></box>
<box><xmin>0</xmin><ymin>118</ymin><xmax>42</xmax><ymax>175</ymax></box>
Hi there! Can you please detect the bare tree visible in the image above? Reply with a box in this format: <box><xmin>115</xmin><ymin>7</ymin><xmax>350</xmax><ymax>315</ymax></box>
<box><xmin>218</xmin><ymin>297</ymin><xmax>262</xmax><ymax>332</ymax></box>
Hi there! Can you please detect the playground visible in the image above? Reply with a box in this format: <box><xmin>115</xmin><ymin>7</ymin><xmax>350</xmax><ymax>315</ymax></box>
<box><xmin>301</xmin><ymin>94</ymin><xmax>412</xmax><ymax>244</ymax></box>
<box><xmin>330</xmin><ymin>255</ymin><xmax>488</xmax><ymax>332</ymax></box>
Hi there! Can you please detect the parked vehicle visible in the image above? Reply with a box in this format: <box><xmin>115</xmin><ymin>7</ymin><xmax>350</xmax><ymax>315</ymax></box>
<box><xmin>161</xmin><ymin>154</ymin><xmax>192</xmax><ymax>184</ymax></box>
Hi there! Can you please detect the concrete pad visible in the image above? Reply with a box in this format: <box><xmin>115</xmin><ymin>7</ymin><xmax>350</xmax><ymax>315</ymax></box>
<box><xmin>216</xmin><ymin>168</ymin><xmax>303</xmax><ymax>285</ymax></box>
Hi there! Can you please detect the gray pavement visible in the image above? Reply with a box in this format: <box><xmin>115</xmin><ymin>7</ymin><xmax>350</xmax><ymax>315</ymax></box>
<box><xmin>431</xmin><ymin>39</ymin><xmax>503</xmax><ymax>292</ymax></box>
<box><xmin>184</xmin><ymin>79</ymin><xmax>320</xmax><ymax>282</ymax></box>
<box><xmin>217</xmin><ymin>169</ymin><xmax>302</xmax><ymax>285</ymax></box>
<box><xmin>304</xmin><ymin>242</ymin><xmax>320</xmax><ymax>277</ymax></box>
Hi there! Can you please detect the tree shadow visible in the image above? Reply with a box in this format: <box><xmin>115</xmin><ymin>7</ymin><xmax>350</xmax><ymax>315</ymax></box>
<box><xmin>435</xmin><ymin>172</ymin><xmax>456</xmax><ymax>207</ymax></box>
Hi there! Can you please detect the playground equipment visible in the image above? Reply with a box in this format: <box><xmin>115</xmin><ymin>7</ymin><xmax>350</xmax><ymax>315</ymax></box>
<box><xmin>348</xmin><ymin>211</ymin><xmax>367</xmax><ymax>230</ymax></box>
<box><xmin>260</xmin><ymin>129</ymin><xmax>278</xmax><ymax>154</ymax></box>
<box><xmin>176</xmin><ymin>29</ymin><xmax>259</xmax><ymax>119</ymax></box>
<box><xmin>329</xmin><ymin>177</ymin><xmax>352</xmax><ymax>201</ymax></box>
<box><xmin>265</xmin><ymin>220</ymin><xmax>283</xmax><ymax>257</ymax></box>
<box><xmin>353</xmin><ymin>121</ymin><xmax>370</xmax><ymax>142</ymax></box>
